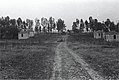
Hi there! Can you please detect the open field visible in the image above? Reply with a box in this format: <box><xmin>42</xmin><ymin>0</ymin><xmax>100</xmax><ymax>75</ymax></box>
<box><xmin>67</xmin><ymin>33</ymin><xmax>119</xmax><ymax>79</ymax></box>
<box><xmin>0</xmin><ymin>33</ymin><xmax>61</xmax><ymax>79</ymax></box>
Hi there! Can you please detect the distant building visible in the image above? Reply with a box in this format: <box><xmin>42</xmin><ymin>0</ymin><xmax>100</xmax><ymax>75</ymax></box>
<box><xmin>94</xmin><ymin>30</ymin><xmax>104</xmax><ymax>39</ymax></box>
<box><xmin>18</xmin><ymin>31</ymin><xmax>29</xmax><ymax>39</ymax></box>
<box><xmin>103</xmin><ymin>31</ymin><xmax>119</xmax><ymax>42</ymax></box>
<box><xmin>52</xmin><ymin>29</ymin><xmax>58</xmax><ymax>33</ymax></box>
<box><xmin>28</xmin><ymin>29</ymin><xmax>34</xmax><ymax>37</ymax></box>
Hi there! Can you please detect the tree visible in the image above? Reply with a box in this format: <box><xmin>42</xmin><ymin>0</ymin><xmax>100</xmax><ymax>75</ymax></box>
<box><xmin>10</xmin><ymin>19</ymin><xmax>16</xmax><ymax>26</ymax></box>
<box><xmin>93</xmin><ymin>19</ymin><xmax>98</xmax><ymax>31</ymax></box>
<box><xmin>48</xmin><ymin>17</ymin><xmax>56</xmax><ymax>32</ymax></box>
<box><xmin>89</xmin><ymin>16</ymin><xmax>94</xmax><ymax>31</ymax></box>
<box><xmin>41</xmin><ymin>17</ymin><xmax>48</xmax><ymax>33</ymax></box>
<box><xmin>0</xmin><ymin>16</ymin><xmax>19</xmax><ymax>39</ymax></box>
<box><xmin>76</xmin><ymin>19</ymin><xmax>79</xmax><ymax>28</ymax></box>
<box><xmin>102</xmin><ymin>23</ymin><xmax>109</xmax><ymax>32</ymax></box>
<box><xmin>5</xmin><ymin>16</ymin><xmax>10</xmax><ymax>26</ymax></box>
<box><xmin>72</xmin><ymin>19</ymin><xmax>79</xmax><ymax>33</ymax></box>
<box><xmin>26</xmin><ymin>19</ymin><xmax>33</xmax><ymax>29</ymax></box>
<box><xmin>76</xmin><ymin>19</ymin><xmax>79</xmax><ymax>24</ymax></box>
<box><xmin>47</xmin><ymin>23</ymin><xmax>50</xmax><ymax>32</ymax></box>
<box><xmin>110</xmin><ymin>22</ymin><xmax>116</xmax><ymax>31</ymax></box>
<box><xmin>53</xmin><ymin>23</ymin><xmax>56</xmax><ymax>29</ymax></box>
<box><xmin>116</xmin><ymin>22</ymin><xmax>119</xmax><ymax>32</ymax></box>
<box><xmin>23</xmin><ymin>21</ymin><xmax>27</xmax><ymax>30</ymax></box>
<box><xmin>96</xmin><ymin>22</ymin><xmax>103</xmax><ymax>31</ymax></box>
<box><xmin>39</xmin><ymin>25</ymin><xmax>41</xmax><ymax>32</ymax></box>
<box><xmin>72</xmin><ymin>22</ymin><xmax>79</xmax><ymax>33</ymax></box>
<box><xmin>49</xmin><ymin>17</ymin><xmax>53</xmax><ymax>32</ymax></box>
<box><xmin>17</xmin><ymin>17</ymin><xmax>22</xmax><ymax>26</ymax></box>
<box><xmin>105</xmin><ymin>19</ymin><xmax>111</xmax><ymax>31</ymax></box>
<box><xmin>35</xmin><ymin>18</ymin><xmax>40</xmax><ymax>33</ymax></box>
<box><xmin>85</xmin><ymin>20</ymin><xmax>89</xmax><ymax>32</ymax></box>
<box><xmin>17</xmin><ymin>17</ymin><xmax>22</xmax><ymax>30</ymax></box>
<box><xmin>8</xmin><ymin>25</ymin><xmax>19</xmax><ymax>39</ymax></box>
<box><xmin>79</xmin><ymin>19</ymin><xmax>84</xmax><ymax>32</ymax></box>
<box><xmin>35</xmin><ymin>26</ymin><xmax>38</xmax><ymax>32</ymax></box>
<box><xmin>56</xmin><ymin>18</ymin><xmax>66</xmax><ymax>32</ymax></box>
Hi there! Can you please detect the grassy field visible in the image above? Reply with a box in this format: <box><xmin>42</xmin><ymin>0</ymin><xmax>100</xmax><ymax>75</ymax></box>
<box><xmin>0</xmin><ymin>33</ymin><xmax>61</xmax><ymax>79</ymax></box>
<box><xmin>67</xmin><ymin>33</ymin><xmax>119</xmax><ymax>79</ymax></box>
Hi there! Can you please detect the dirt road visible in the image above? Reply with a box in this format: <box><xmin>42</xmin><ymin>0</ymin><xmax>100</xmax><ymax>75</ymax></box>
<box><xmin>51</xmin><ymin>35</ymin><xmax>104</xmax><ymax>80</ymax></box>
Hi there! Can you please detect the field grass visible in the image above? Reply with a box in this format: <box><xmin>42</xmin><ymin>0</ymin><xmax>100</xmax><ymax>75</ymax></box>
<box><xmin>67</xmin><ymin>33</ymin><xmax>119</xmax><ymax>79</ymax></box>
<box><xmin>0</xmin><ymin>33</ymin><xmax>61</xmax><ymax>79</ymax></box>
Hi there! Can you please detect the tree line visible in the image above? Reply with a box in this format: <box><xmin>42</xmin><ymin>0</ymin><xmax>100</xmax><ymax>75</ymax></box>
<box><xmin>72</xmin><ymin>16</ymin><xmax>119</xmax><ymax>33</ymax></box>
<box><xmin>35</xmin><ymin>17</ymin><xmax>66</xmax><ymax>33</ymax></box>
<box><xmin>0</xmin><ymin>16</ymin><xmax>34</xmax><ymax>39</ymax></box>
<box><xmin>0</xmin><ymin>16</ymin><xmax>66</xmax><ymax>39</ymax></box>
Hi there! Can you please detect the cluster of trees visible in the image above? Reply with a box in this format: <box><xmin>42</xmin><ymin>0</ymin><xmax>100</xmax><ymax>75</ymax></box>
<box><xmin>72</xmin><ymin>16</ymin><xmax>119</xmax><ymax>33</ymax></box>
<box><xmin>0</xmin><ymin>16</ymin><xmax>66</xmax><ymax>39</ymax></box>
<box><xmin>35</xmin><ymin>17</ymin><xmax>66</xmax><ymax>33</ymax></box>
<box><xmin>0</xmin><ymin>16</ymin><xmax>33</xmax><ymax>39</ymax></box>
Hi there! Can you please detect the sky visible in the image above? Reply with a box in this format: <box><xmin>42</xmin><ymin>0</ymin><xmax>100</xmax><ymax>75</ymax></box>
<box><xmin>0</xmin><ymin>0</ymin><xmax>119</xmax><ymax>29</ymax></box>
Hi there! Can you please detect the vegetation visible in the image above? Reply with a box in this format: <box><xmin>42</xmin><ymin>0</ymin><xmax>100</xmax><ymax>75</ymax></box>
<box><xmin>72</xmin><ymin>16</ymin><xmax>119</xmax><ymax>33</ymax></box>
<box><xmin>0</xmin><ymin>16</ymin><xmax>67</xmax><ymax>39</ymax></box>
<box><xmin>0</xmin><ymin>16</ymin><xmax>33</xmax><ymax>39</ymax></box>
<box><xmin>67</xmin><ymin>33</ymin><xmax>119</xmax><ymax>79</ymax></box>
<box><xmin>56</xmin><ymin>18</ymin><xmax>66</xmax><ymax>32</ymax></box>
<box><xmin>0</xmin><ymin>33</ymin><xmax>62</xmax><ymax>79</ymax></box>
<box><xmin>35</xmin><ymin>17</ymin><xmax>66</xmax><ymax>33</ymax></box>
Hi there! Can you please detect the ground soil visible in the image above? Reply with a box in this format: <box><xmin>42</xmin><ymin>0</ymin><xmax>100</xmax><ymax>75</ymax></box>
<box><xmin>0</xmin><ymin>34</ymin><xmax>105</xmax><ymax>80</ymax></box>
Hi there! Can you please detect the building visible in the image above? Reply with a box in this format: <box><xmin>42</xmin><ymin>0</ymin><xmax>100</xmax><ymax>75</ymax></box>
<box><xmin>94</xmin><ymin>30</ymin><xmax>104</xmax><ymax>39</ymax></box>
<box><xmin>28</xmin><ymin>29</ymin><xmax>34</xmax><ymax>37</ymax></box>
<box><xmin>18</xmin><ymin>31</ymin><xmax>29</xmax><ymax>39</ymax></box>
<box><xmin>103</xmin><ymin>31</ymin><xmax>119</xmax><ymax>42</ymax></box>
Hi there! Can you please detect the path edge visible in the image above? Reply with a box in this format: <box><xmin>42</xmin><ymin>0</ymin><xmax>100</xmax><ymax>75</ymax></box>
<box><xmin>64</xmin><ymin>42</ymin><xmax>105</xmax><ymax>80</ymax></box>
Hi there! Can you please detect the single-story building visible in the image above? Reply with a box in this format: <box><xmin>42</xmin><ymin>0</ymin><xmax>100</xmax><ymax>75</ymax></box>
<box><xmin>94</xmin><ymin>30</ymin><xmax>104</xmax><ymax>39</ymax></box>
<box><xmin>28</xmin><ymin>30</ymin><xmax>34</xmax><ymax>37</ymax></box>
<box><xmin>103</xmin><ymin>31</ymin><xmax>119</xmax><ymax>42</ymax></box>
<box><xmin>18</xmin><ymin>31</ymin><xmax>29</xmax><ymax>39</ymax></box>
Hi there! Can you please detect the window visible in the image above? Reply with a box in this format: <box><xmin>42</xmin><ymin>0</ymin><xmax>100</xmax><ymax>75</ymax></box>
<box><xmin>98</xmin><ymin>33</ymin><xmax>100</xmax><ymax>36</ymax></box>
<box><xmin>21</xmin><ymin>34</ymin><xmax>23</xmax><ymax>37</ymax></box>
<box><xmin>114</xmin><ymin>35</ymin><xmax>116</xmax><ymax>39</ymax></box>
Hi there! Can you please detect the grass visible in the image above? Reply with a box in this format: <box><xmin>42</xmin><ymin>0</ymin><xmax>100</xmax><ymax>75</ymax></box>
<box><xmin>67</xmin><ymin>33</ymin><xmax>119</xmax><ymax>79</ymax></box>
<box><xmin>0</xmin><ymin>33</ymin><xmax>61</xmax><ymax>79</ymax></box>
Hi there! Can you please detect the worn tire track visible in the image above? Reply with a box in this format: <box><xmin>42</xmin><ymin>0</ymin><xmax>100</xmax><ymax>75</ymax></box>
<box><xmin>64</xmin><ymin>42</ymin><xmax>105</xmax><ymax>80</ymax></box>
<box><xmin>50</xmin><ymin>42</ymin><xmax>63</xmax><ymax>80</ymax></box>
<box><xmin>51</xmin><ymin>35</ymin><xmax>104</xmax><ymax>80</ymax></box>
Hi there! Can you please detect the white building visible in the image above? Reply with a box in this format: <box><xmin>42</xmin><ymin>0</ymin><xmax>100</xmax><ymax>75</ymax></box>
<box><xmin>28</xmin><ymin>29</ymin><xmax>34</xmax><ymax>37</ymax></box>
<box><xmin>94</xmin><ymin>30</ymin><xmax>104</xmax><ymax>39</ymax></box>
<box><xmin>18</xmin><ymin>31</ymin><xmax>29</xmax><ymax>39</ymax></box>
<box><xmin>103</xmin><ymin>31</ymin><xmax>119</xmax><ymax>42</ymax></box>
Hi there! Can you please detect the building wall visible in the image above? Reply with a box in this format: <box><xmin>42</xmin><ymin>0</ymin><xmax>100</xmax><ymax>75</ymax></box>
<box><xmin>29</xmin><ymin>32</ymin><xmax>34</xmax><ymax>37</ymax></box>
<box><xmin>115</xmin><ymin>35</ymin><xmax>119</xmax><ymax>41</ymax></box>
<box><xmin>105</xmin><ymin>34</ymin><xmax>119</xmax><ymax>42</ymax></box>
<box><xmin>117</xmin><ymin>35</ymin><xmax>119</xmax><ymax>40</ymax></box>
<box><xmin>103</xmin><ymin>33</ymin><xmax>106</xmax><ymax>39</ymax></box>
<box><xmin>18</xmin><ymin>33</ymin><xmax>29</xmax><ymax>39</ymax></box>
<box><xmin>94</xmin><ymin>32</ymin><xmax>103</xmax><ymax>39</ymax></box>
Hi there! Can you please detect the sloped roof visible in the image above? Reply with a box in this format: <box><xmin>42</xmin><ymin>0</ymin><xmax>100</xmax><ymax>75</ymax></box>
<box><xmin>105</xmin><ymin>31</ymin><xmax>119</xmax><ymax>35</ymax></box>
<box><xmin>27</xmin><ymin>29</ymin><xmax>34</xmax><ymax>32</ymax></box>
<box><xmin>94</xmin><ymin>30</ymin><xmax>103</xmax><ymax>33</ymax></box>
<box><xmin>19</xmin><ymin>31</ymin><xmax>29</xmax><ymax>34</ymax></box>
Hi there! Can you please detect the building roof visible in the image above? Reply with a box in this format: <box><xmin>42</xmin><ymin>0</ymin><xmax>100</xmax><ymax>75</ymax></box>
<box><xmin>19</xmin><ymin>31</ymin><xmax>29</xmax><ymax>34</ymax></box>
<box><xmin>105</xmin><ymin>31</ymin><xmax>119</xmax><ymax>35</ymax></box>
<box><xmin>94</xmin><ymin>30</ymin><xmax>103</xmax><ymax>33</ymax></box>
<box><xmin>27</xmin><ymin>29</ymin><xmax>34</xmax><ymax>32</ymax></box>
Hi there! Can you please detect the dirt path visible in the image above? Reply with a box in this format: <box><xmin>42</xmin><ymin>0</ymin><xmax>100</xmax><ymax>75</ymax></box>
<box><xmin>64</xmin><ymin>42</ymin><xmax>104</xmax><ymax>80</ymax></box>
<box><xmin>50</xmin><ymin>42</ymin><xmax>63</xmax><ymax>80</ymax></box>
<box><xmin>51</xmin><ymin>35</ymin><xmax>104</xmax><ymax>80</ymax></box>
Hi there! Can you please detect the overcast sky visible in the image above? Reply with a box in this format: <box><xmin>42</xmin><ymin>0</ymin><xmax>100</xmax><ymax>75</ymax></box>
<box><xmin>0</xmin><ymin>0</ymin><xmax>119</xmax><ymax>29</ymax></box>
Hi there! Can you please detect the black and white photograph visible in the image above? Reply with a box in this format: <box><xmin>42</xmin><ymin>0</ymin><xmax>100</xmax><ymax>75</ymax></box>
<box><xmin>0</xmin><ymin>0</ymin><xmax>119</xmax><ymax>79</ymax></box>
